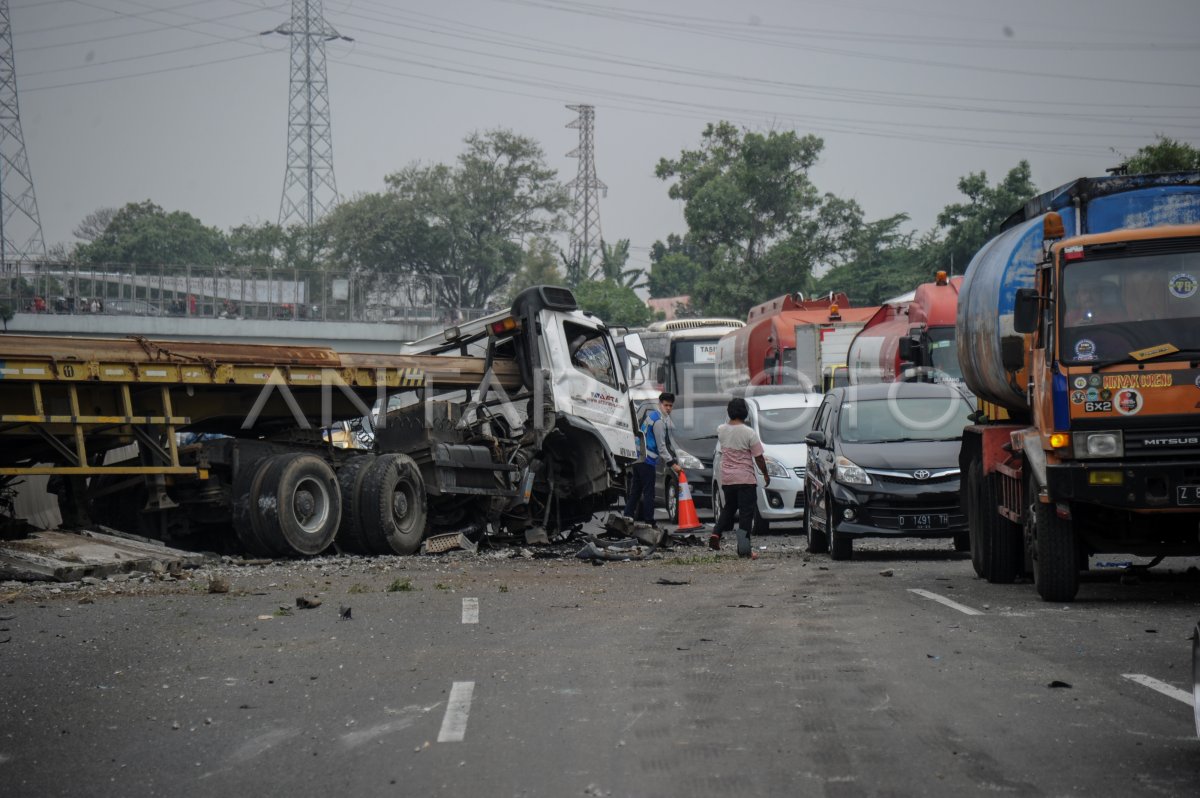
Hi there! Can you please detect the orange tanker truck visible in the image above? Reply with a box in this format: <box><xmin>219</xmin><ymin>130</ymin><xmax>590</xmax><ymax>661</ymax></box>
<box><xmin>957</xmin><ymin>172</ymin><xmax>1200</xmax><ymax>601</ymax></box>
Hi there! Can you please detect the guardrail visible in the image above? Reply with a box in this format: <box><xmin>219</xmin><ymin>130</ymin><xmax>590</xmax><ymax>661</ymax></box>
<box><xmin>0</xmin><ymin>262</ymin><xmax>491</xmax><ymax>324</ymax></box>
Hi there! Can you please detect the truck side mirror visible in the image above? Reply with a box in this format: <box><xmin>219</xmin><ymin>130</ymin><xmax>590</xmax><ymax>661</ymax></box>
<box><xmin>1013</xmin><ymin>288</ymin><xmax>1040</xmax><ymax>334</ymax></box>
<box><xmin>805</xmin><ymin>431</ymin><xmax>827</xmax><ymax>448</ymax></box>
<box><xmin>655</xmin><ymin>364</ymin><xmax>666</xmax><ymax>385</ymax></box>
<box><xmin>898</xmin><ymin>337</ymin><xmax>912</xmax><ymax>360</ymax></box>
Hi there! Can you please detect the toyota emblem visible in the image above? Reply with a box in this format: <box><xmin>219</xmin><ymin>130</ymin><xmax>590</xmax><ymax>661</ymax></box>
<box><xmin>913</xmin><ymin>469</ymin><xmax>931</xmax><ymax>480</ymax></box>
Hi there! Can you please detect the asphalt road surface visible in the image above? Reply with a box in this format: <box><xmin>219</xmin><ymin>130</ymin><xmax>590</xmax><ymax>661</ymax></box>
<box><xmin>2</xmin><ymin>523</ymin><xmax>1198</xmax><ymax>797</ymax></box>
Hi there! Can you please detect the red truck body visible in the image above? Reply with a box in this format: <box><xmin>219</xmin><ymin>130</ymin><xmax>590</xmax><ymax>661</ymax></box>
<box><xmin>848</xmin><ymin>274</ymin><xmax>963</xmax><ymax>384</ymax></box>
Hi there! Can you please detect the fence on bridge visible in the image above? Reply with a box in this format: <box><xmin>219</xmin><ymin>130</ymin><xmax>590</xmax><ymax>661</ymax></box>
<box><xmin>0</xmin><ymin>262</ymin><xmax>490</xmax><ymax>324</ymax></box>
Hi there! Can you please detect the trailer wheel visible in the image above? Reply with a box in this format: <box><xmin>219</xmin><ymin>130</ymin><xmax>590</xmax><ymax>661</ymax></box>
<box><xmin>230</xmin><ymin>456</ymin><xmax>281</xmax><ymax>557</ymax></box>
<box><xmin>257</xmin><ymin>454</ymin><xmax>342</xmax><ymax>557</ymax></box>
<box><xmin>983</xmin><ymin>471</ymin><xmax>1022</xmax><ymax>584</ymax></box>
<box><xmin>828</xmin><ymin>493</ymin><xmax>852</xmax><ymax>561</ymax></box>
<box><xmin>360</xmin><ymin>453</ymin><xmax>427</xmax><ymax>555</ymax></box>
<box><xmin>1028</xmin><ymin>471</ymin><xmax>1080</xmax><ymax>602</ymax></box>
<box><xmin>334</xmin><ymin>455</ymin><xmax>376</xmax><ymax>554</ymax></box>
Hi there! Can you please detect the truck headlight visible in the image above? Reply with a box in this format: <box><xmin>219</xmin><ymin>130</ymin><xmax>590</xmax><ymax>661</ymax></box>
<box><xmin>835</xmin><ymin>455</ymin><xmax>871</xmax><ymax>486</ymax></box>
<box><xmin>1072</xmin><ymin>431</ymin><xmax>1123</xmax><ymax>459</ymax></box>
<box><xmin>675</xmin><ymin>448</ymin><xmax>703</xmax><ymax>470</ymax></box>
<box><xmin>764</xmin><ymin>456</ymin><xmax>791</xmax><ymax>479</ymax></box>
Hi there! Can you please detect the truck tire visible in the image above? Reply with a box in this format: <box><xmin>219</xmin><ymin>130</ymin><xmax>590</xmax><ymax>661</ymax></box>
<box><xmin>952</xmin><ymin>528</ymin><xmax>971</xmax><ymax>552</ymax></box>
<box><xmin>1028</xmin><ymin>471</ymin><xmax>1080</xmax><ymax>602</ymax></box>
<box><xmin>964</xmin><ymin>459</ymin><xmax>985</xmax><ymax>576</ymax></box>
<box><xmin>983</xmin><ymin>471</ymin><xmax>1022</xmax><ymax>584</ymax></box>
<box><xmin>360</xmin><ymin>453</ymin><xmax>427</xmax><ymax>555</ymax></box>
<box><xmin>257</xmin><ymin>454</ymin><xmax>342</xmax><ymax>557</ymax></box>
<box><xmin>334</xmin><ymin>454</ymin><xmax>376</xmax><ymax>554</ymax></box>
<box><xmin>230</xmin><ymin>455</ymin><xmax>281</xmax><ymax>557</ymax></box>
<box><xmin>828</xmin><ymin>493</ymin><xmax>852</xmax><ymax>561</ymax></box>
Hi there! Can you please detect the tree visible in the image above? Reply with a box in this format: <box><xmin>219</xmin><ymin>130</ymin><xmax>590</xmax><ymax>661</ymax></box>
<box><xmin>382</xmin><ymin>129</ymin><xmax>569</xmax><ymax>308</ymax></box>
<box><xmin>506</xmin><ymin>237</ymin><xmax>564</xmax><ymax>302</ymax></box>
<box><xmin>647</xmin><ymin>234</ymin><xmax>702</xmax><ymax>299</ymax></box>
<box><xmin>597</xmin><ymin>238</ymin><xmax>644</xmax><ymax>289</ymax></box>
<box><xmin>1119</xmin><ymin>135</ymin><xmax>1200</xmax><ymax>175</ymax></box>
<box><xmin>816</xmin><ymin>213</ymin><xmax>922</xmax><ymax>305</ymax></box>
<box><xmin>72</xmin><ymin>207</ymin><xmax>118</xmax><ymax>243</ymax></box>
<box><xmin>573</xmin><ymin>279</ymin><xmax>653</xmax><ymax>327</ymax></box>
<box><xmin>656</xmin><ymin>121</ymin><xmax>861</xmax><ymax>316</ymax></box>
<box><xmin>935</xmin><ymin>162</ymin><xmax>1036</xmax><ymax>276</ymax></box>
<box><xmin>75</xmin><ymin>201</ymin><xmax>229</xmax><ymax>268</ymax></box>
<box><xmin>227</xmin><ymin>221</ymin><xmax>287</xmax><ymax>269</ymax></box>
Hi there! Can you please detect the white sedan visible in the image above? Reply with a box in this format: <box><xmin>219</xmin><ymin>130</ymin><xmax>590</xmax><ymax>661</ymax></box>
<box><xmin>713</xmin><ymin>392</ymin><xmax>823</xmax><ymax>534</ymax></box>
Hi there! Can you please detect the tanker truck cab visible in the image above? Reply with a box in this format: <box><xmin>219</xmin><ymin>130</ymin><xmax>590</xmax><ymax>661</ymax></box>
<box><xmin>1012</xmin><ymin>219</ymin><xmax>1200</xmax><ymax>591</ymax></box>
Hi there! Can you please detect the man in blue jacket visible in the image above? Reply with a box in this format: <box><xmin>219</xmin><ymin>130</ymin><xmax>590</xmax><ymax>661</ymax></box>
<box><xmin>624</xmin><ymin>392</ymin><xmax>681</xmax><ymax>525</ymax></box>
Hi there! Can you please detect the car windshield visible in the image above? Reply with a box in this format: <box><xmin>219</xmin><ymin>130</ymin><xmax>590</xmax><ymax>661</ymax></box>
<box><xmin>1061</xmin><ymin>250</ymin><xmax>1200</xmax><ymax>364</ymax></box>
<box><xmin>670</xmin><ymin>402</ymin><xmax>729</xmax><ymax>441</ymax></box>
<box><xmin>837</xmin><ymin>396</ymin><xmax>973</xmax><ymax>443</ymax></box>
<box><xmin>757</xmin><ymin>406</ymin><xmax>818</xmax><ymax>445</ymax></box>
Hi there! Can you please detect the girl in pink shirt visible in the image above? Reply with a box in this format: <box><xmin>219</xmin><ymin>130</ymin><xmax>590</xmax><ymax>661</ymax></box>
<box><xmin>710</xmin><ymin>397</ymin><xmax>771</xmax><ymax>558</ymax></box>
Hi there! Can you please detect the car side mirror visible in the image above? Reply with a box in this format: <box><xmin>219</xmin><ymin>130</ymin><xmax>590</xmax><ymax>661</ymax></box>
<box><xmin>805</xmin><ymin>431</ymin><xmax>827</xmax><ymax>448</ymax></box>
<box><xmin>1013</xmin><ymin>288</ymin><xmax>1040</xmax><ymax>334</ymax></box>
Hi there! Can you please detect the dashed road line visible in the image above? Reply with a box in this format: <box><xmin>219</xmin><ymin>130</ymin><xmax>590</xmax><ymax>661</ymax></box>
<box><xmin>462</xmin><ymin>597</ymin><xmax>479</xmax><ymax>624</ymax></box>
<box><xmin>908</xmin><ymin>588</ymin><xmax>984</xmax><ymax>616</ymax></box>
<box><xmin>437</xmin><ymin>681</ymin><xmax>476</xmax><ymax>743</ymax></box>
<box><xmin>1122</xmin><ymin>673</ymin><xmax>1195</xmax><ymax>707</ymax></box>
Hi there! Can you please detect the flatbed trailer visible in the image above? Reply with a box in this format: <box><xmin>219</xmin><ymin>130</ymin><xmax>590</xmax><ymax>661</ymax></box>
<box><xmin>0</xmin><ymin>287</ymin><xmax>639</xmax><ymax>558</ymax></box>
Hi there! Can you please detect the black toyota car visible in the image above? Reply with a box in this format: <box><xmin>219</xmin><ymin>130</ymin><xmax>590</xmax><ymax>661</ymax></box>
<box><xmin>802</xmin><ymin>382</ymin><xmax>975</xmax><ymax>560</ymax></box>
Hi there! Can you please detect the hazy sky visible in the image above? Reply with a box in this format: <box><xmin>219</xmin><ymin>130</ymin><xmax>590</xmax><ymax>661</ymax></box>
<box><xmin>12</xmin><ymin>0</ymin><xmax>1200</xmax><ymax>273</ymax></box>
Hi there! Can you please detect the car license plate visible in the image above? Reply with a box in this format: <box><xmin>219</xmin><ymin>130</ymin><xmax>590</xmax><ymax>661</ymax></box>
<box><xmin>1178</xmin><ymin>485</ymin><xmax>1200</xmax><ymax>506</ymax></box>
<box><xmin>898</xmin><ymin>513</ymin><xmax>949</xmax><ymax>530</ymax></box>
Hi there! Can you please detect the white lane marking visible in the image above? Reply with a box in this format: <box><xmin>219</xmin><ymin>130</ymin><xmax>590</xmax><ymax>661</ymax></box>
<box><xmin>462</xmin><ymin>597</ymin><xmax>479</xmax><ymax>624</ymax></box>
<box><xmin>908</xmin><ymin>588</ymin><xmax>984</xmax><ymax>616</ymax></box>
<box><xmin>437</xmin><ymin>681</ymin><xmax>475</xmax><ymax>742</ymax></box>
<box><xmin>1122</xmin><ymin>674</ymin><xmax>1195</xmax><ymax>707</ymax></box>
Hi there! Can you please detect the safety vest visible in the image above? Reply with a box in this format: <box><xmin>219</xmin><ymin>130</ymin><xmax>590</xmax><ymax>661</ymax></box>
<box><xmin>639</xmin><ymin>408</ymin><xmax>664</xmax><ymax>465</ymax></box>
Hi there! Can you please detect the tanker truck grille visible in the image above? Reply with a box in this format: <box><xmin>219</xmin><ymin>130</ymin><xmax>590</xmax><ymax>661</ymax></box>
<box><xmin>1123</xmin><ymin>429</ymin><xmax>1200</xmax><ymax>458</ymax></box>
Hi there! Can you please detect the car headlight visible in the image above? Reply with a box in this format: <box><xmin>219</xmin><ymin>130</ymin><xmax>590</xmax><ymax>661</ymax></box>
<box><xmin>675</xmin><ymin>448</ymin><xmax>703</xmax><ymax>470</ymax></box>
<box><xmin>835</xmin><ymin>455</ymin><xmax>871</xmax><ymax>485</ymax></box>
<box><xmin>764</xmin><ymin>456</ymin><xmax>790</xmax><ymax>479</ymax></box>
<box><xmin>1071</xmin><ymin>431</ymin><xmax>1123</xmax><ymax>459</ymax></box>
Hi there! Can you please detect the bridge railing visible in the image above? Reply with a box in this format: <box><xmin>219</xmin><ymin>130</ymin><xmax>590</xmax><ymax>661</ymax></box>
<box><xmin>0</xmin><ymin>262</ymin><xmax>490</xmax><ymax>324</ymax></box>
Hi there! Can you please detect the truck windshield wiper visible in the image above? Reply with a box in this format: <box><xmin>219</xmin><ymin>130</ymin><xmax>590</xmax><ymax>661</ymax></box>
<box><xmin>1090</xmin><ymin>347</ymin><xmax>1200</xmax><ymax>372</ymax></box>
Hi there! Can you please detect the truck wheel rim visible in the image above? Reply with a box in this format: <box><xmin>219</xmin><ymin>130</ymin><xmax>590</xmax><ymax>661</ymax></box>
<box><xmin>392</xmin><ymin>488</ymin><xmax>412</xmax><ymax>524</ymax></box>
<box><xmin>293</xmin><ymin>477</ymin><xmax>330</xmax><ymax>534</ymax></box>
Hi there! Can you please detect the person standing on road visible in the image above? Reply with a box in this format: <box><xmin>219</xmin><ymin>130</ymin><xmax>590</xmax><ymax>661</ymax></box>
<box><xmin>710</xmin><ymin>397</ymin><xmax>770</xmax><ymax>558</ymax></box>
<box><xmin>624</xmin><ymin>392</ymin><xmax>681</xmax><ymax>526</ymax></box>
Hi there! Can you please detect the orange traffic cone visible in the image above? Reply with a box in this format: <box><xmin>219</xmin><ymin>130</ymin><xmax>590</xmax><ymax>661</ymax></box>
<box><xmin>675</xmin><ymin>471</ymin><xmax>704</xmax><ymax>533</ymax></box>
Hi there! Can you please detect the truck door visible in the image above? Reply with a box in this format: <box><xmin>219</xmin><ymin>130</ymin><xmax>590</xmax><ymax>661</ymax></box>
<box><xmin>544</xmin><ymin>315</ymin><xmax>639</xmax><ymax>462</ymax></box>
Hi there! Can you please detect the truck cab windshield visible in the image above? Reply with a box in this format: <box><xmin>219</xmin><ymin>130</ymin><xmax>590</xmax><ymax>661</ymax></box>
<box><xmin>1060</xmin><ymin>251</ymin><xmax>1200</xmax><ymax>365</ymax></box>
<box><xmin>925</xmin><ymin>326</ymin><xmax>963</xmax><ymax>381</ymax></box>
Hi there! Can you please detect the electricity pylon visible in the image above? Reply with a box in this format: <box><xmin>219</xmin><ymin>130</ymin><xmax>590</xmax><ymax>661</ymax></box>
<box><xmin>264</xmin><ymin>0</ymin><xmax>351</xmax><ymax>229</ymax></box>
<box><xmin>0</xmin><ymin>0</ymin><xmax>45</xmax><ymax>264</ymax></box>
<box><xmin>565</xmin><ymin>104</ymin><xmax>606</xmax><ymax>273</ymax></box>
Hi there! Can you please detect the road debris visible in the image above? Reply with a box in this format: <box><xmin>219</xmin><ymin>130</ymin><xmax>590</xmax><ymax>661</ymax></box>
<box><xmin>339</xmin><ymin>605</ymin><xmax>353</xmax><ymax>620</ymax></box>
<box><xmin>296</xmin><ymin>596</ymin><xmax>322</xmax><ymax>609</ymax></box>
<box><xmin>656</xmin><ymin>578</ymin><xmax>690</xmax><ymax>586</ymax></box>
<box><xmin>879</xmin><ymin>569</ymin><xmax>894</xmax><ymax>577</ymax></box>
<box><xmin>1048</xmin><ymin>680</ymin><xmax>1072</xmax><ymax>689</ymax></box>
<box><xmin>208</xmin><ymin>578</ymin><xmax>231</xmax><ymax>594</ymax></box>
<box><xmin>0</xmin><ymin>528</ymin><xmax>207</xmax><ymax>582</ymax></box>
